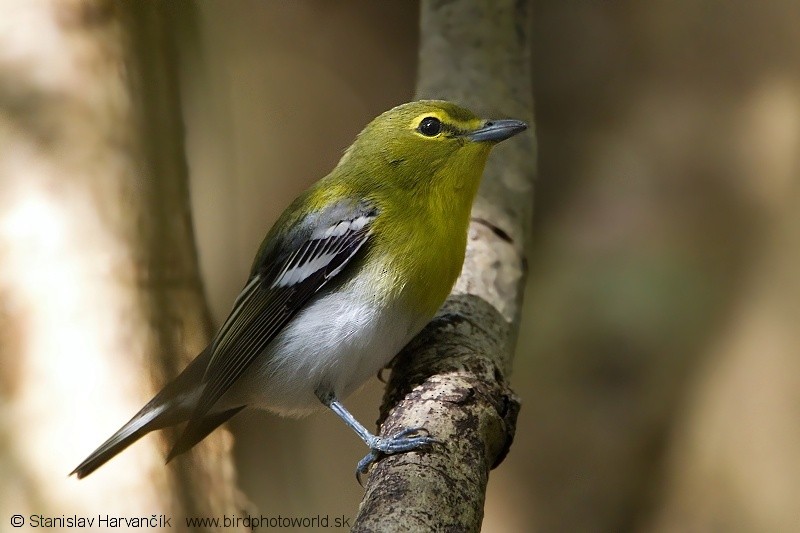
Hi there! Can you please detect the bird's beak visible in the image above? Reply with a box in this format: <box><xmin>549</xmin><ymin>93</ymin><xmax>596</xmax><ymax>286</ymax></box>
<box><xmin>466</xmin><ymin>119</ymin><xmax>528</xmax><ymax>143</ymax></box>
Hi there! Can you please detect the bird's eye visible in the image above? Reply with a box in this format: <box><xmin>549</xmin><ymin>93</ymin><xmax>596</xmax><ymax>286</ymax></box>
<box><xmin>418</xmin><ymin>117</ymin><xmax>442</xmax><ymax>137</ymax></box>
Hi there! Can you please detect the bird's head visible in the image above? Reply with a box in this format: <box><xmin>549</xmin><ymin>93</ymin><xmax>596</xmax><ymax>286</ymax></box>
<box><xmin>340</xmin><ymin>100</ymin><xmax>527</xmax><ymax>195</ymax></box>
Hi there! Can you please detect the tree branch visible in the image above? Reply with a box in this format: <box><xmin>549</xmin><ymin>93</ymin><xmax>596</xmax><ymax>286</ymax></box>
<box><xmin>354</xmin><ymin>0</ymin><xmax>535</xmax><ymax>530</ymax></box>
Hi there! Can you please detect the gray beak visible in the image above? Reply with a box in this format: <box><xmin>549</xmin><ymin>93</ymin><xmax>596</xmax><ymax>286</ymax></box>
<box><xmin>466</xmin><ymin>119</ymin><xmax>528</xmax><ymax>143</ymax></box>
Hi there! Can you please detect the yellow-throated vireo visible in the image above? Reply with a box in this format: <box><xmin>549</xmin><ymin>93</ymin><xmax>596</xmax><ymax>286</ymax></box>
<box><xmin>72</xmin><ymin>100</ymin><xmax>527</xmax><ymax>479</ymax></box>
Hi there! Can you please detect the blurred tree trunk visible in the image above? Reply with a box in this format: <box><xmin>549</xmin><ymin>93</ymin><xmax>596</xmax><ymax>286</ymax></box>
<box><xmin>0</xmin><ymin>1</ymin><xmax>245</xmax><ymax>528</ymax></box>
<box><xmin>648</xmin><ymin>191</ymin><xmax>800</xmax><ymax>532</ymax></box>
<box><xmin>354</xmin><ymin>0</ymin><xmax>534</xmax><ymax>531</ymax></box>
<box><xmin>647</xmin><ymin>83</ymin><xmax>800</xmax><ymax>533</ymax></box>
<box><xmin>525</xmin><ymin>1</ymin><xmax>800</xmax><ymax>531</ymax></box>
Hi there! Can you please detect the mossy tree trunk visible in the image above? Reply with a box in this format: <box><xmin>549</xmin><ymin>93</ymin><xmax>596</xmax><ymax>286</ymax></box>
<box><xmin>354</xmin><ymin>1</ymin><xmax>535</xmax><ymax>531</ymax></box>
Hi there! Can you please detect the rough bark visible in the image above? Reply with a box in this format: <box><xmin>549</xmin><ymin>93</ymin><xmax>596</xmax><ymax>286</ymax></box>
<box><xmin>0</xmin><ymin>1</ymin><xmax>245</xmax><ymax>529</ymax></box>
<box><xmin>353</xmin><ymin>1</ymin><xmax>535</xmax><ymax>531</ymax></box>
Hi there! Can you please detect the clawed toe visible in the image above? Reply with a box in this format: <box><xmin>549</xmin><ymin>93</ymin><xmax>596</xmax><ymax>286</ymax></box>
<box><xmin>355</xmin><ymin>426</ymin><xmax>439</xmax><ymax>482</ymax></box>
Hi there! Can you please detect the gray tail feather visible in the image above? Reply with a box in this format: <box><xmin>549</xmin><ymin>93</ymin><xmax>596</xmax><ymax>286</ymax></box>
<box><xmin>70</xmin><ymin>403</ymin><xmax>247</xmax><ymax>478</ymax></box>
<box><xmin>70</xmin><ymin>405</ymin><xmax>168</xmax><ymax>479</ymax></box>
<box><xmin>71</xmin><ymin>347</ymin><xmax>252</xmax><ymax>478</ymax></box>
<box><xmin>71</xmin><ymin>347</ymin><xmax>215</xmax><ymax>479</ymax></box>
<box><xmin>166</xmin><ymin>406</ymin><xmax>246</xmax><ymax>463</ymax></box>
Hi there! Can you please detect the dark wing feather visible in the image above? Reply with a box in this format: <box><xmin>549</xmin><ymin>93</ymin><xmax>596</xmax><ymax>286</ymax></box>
<box><xmin>169</xmin><ymin>200</ymin><xmax>376</xmax><ymax>457</ymax></box>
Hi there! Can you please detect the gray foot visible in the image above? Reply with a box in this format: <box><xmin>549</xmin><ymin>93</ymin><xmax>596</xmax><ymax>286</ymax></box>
<box><xmin>356</xmin><ymin>427</ymin><xmax>439</xmax><ymax>480</ymax></box>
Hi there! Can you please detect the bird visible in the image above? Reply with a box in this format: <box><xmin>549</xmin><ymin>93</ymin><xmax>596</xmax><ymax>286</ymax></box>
<box><xmin>71</xmin><ymin>100</ymin><xmax>527</xmax><ymax>479</ymax></box>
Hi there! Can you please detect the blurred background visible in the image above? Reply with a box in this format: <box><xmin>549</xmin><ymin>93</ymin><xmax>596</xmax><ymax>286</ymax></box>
<box><xmin>2</xmin><ymin>1</ymin><xmax>799</xmax><ymax>531</ymax></box>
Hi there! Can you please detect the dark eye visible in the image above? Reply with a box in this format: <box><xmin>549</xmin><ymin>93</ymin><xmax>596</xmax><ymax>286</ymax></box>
<box><xmin>418</xmin><ymin>116</ymin><xmax>442</xmax><ymax>136</ymax></box>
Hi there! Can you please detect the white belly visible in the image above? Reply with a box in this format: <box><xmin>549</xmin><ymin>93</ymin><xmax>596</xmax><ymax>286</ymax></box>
<box><xmin>226</xmin><ymin>284</ymin><xmax>426</xmax><ymax>416</ymax></box>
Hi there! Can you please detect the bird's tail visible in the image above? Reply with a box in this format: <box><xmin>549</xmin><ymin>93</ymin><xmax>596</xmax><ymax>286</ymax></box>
<box><xmin>70</xmin><ymin>402</ymin><xmax>176</xmax><ymax>479</ymax></box>
<box><xmin>71</xmin><ymin>347</ymin><xmax>214</xmax><ymax>479</ymax></box>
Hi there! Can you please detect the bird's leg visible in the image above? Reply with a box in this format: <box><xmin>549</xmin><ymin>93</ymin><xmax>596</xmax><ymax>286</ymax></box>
<box><xmin>316</xmin><ymin>391</ymin><xmax>439</xmax><ymax>477</ymax></box>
